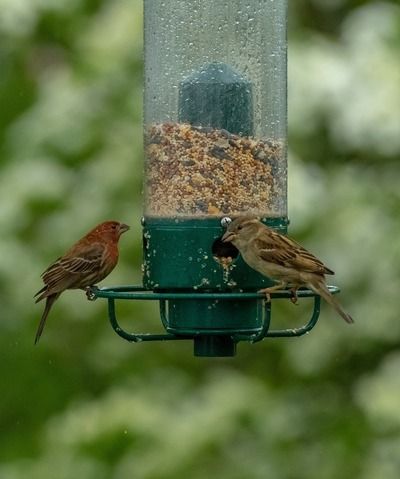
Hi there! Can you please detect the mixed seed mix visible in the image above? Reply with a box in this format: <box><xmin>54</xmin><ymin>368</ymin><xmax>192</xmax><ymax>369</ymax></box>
<box><xmin>145</xmin><ymin>122</ymin><xmax>286</xmax><ymax>217</ymax></box>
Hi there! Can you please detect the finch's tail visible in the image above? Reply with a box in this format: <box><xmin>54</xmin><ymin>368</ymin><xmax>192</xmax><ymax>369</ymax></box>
<box><xmin>35</xmin><ymin>293</ymin><xmax>60</xmax><ymax>344</ymax></box>
<box><xmin>308</xmin><ymin>278</ymin><xmax>354</xmax><ymax>324</ymax></box>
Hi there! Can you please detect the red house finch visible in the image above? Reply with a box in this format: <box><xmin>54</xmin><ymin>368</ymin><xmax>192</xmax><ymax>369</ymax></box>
<box><xmin>34</xmin><ymin>220</ymin><xmax>130</xmax><ymax>344</ymax></box>
<box><xmin>222</xmin><ymin>216</ymin><xmax>353</xmax><ymax>324</ymax></box>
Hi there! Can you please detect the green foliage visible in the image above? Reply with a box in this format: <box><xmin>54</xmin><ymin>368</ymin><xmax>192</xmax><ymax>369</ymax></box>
<box><xmin>0</xmin><ymin>0</ymin><xmax>399</xmax><ymax>478</ymax></box>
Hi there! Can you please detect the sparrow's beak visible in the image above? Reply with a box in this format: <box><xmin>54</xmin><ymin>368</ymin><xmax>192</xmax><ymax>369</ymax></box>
<box><xmin>119</xmin><ymin>223</ymin><xmax>130</xmax><ymax>234</ymax></box>
<box><xmin>221</xmin><ymin>231</ymin><xmax>235</xmax><ymax>243</ymax></box>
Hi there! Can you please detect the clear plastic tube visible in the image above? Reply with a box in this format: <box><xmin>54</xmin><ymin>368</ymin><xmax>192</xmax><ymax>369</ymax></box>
<box><xmin>144</xmin><ymin>0</ymin><xmax>287</xmax><ymax>218</ymax></box>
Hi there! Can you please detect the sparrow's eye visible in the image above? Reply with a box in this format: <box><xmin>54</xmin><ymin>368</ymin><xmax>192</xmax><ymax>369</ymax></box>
<box><xmin>111</xmin><ymin>224</ymin><xmax>117</xmax><ymax>229</ymax></box>
<box><xmin>237</xmin><ymin>225</ymin><xmax>243</xmax><ymax>231</ymax></box>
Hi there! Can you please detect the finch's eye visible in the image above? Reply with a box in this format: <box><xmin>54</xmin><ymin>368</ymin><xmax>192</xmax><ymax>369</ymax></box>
<box><xmin>111</xmin><ymin>224</ymin><xmax>117</xmax><ymax>229</ymax></box>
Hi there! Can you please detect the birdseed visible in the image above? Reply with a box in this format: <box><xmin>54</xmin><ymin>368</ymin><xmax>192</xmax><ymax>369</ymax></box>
<box><xmin>144</xmin><ymin>122</ymin><xmax>286</xmax><ymax>217</ymax></box>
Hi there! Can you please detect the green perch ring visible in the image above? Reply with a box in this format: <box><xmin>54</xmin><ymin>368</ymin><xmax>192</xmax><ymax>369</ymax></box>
<box><xmin>88</xmin><ymin>284</ymin><xmax>341</xmax><ymax>357</ymax></box>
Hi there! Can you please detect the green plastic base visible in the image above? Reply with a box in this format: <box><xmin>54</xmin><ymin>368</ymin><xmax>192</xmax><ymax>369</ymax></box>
<box><xmin>164</xmin><ymin>297</ymin><xmax>264</xmax><ymax>334</ymax></box>
<box><xmin>141</xmin><ymin>216</ymin><xmax>288</xmax><ymax>353</ymax></box>
<box><xmin>142</xmin><ymin>216</ymin><xmax>288</xmax><ymax>290</ymax></box>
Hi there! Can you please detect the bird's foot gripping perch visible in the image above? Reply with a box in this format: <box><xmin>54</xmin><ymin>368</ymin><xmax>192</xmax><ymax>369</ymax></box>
<box><xmin>85</xmin><ymin>285</ymin><xmax>99</xmax><ymax>301</ymax></box>
<box><xmin>258</xmin><ymin>281</ymin><xmax>287</xmax><ymax>303</ymax></box>
<box><xmin>289</xmin><ymin>287</ymin><xmax>299</xmax><ymax>305</ymax></box>
<box><xmin>257</xmin><ymin>285</ymin><xmax>303</xmax><ymax>306</ymax></box>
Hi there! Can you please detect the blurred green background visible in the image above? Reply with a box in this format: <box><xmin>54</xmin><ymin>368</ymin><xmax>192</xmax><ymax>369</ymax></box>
<box><xmin>1</xmin><ymin>0</ymin><xmax>399</xmax><ymax>478</ymax></box>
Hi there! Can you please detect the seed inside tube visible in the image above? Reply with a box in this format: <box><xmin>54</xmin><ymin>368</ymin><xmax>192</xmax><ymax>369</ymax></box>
<box><xmin>145</xmin><ymin>122</ymin><xmax>285</xmax><ymax>217</ymax></box>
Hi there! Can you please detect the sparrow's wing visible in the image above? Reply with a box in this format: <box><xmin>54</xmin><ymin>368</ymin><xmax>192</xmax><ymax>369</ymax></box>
<box><xmin>255</xmin><ymin>231</ymin><xmax>334</xmax><ymax>275</ymax></box>
<box><xmin>38</xmin><ymin>243</ymin><xmax>104</xmax><ymax>295</ymax></box>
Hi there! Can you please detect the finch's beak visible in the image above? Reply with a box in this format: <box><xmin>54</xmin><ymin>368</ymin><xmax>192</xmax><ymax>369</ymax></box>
<box><xmin>221</xmin><ymin>231</ymin><xmax>235</xmax><ymax>243</ymax></box>
<box><xmin>119</xmin><ymin>223</ymin><xmax>130</xmax><ymax>234</ymax></box>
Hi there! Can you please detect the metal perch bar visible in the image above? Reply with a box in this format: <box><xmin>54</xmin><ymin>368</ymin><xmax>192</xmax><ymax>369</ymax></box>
<box><xmin>91</xmin><ymin>285</ymin><xmax>339</xmax><ymax>300</ymax></box>
<box><xmin>90</xmin><ymin>285</ymin><xmax>338</xmax><ymax>344</ymax></box>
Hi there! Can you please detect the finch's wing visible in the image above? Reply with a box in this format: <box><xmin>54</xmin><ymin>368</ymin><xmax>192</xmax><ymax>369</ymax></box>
<box><xmin>255</xmin><ymin>230</ymin><xmax>334</xmax><ymax>275</ymax></box>
<box><xmin>40</xmin><ymin>243</ymin><xmax>104</xmax><ymax>292</ymax></box>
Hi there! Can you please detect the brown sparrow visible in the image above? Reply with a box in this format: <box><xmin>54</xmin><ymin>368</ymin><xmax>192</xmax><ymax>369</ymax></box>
<box><xmin>222</xmin><ymin>216</ymin><xmax>353</xmax><ymax>324</ymax></box>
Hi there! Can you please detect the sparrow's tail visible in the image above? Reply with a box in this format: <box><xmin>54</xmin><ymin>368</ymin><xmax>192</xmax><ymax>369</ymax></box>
<box><xmin>35</xmin><ymin>293</ymin><xmax>60</xmax><ymax>344</ymax></box>
<box><xmin>308</xmin><ymin>278</ymin><xmax>354</xmax><ymax>324</ymax></box>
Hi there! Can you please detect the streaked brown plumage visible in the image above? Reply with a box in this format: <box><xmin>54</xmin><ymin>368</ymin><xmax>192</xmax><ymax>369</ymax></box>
<box><xmin>222</xmin><ymin>216</ymin><xmax>353</xmax><ymax>324</ymax></box>
<box><xmin>34</xmin><ymin>220</ymin><xmax>130</xmax><ymax>344</ymax></box>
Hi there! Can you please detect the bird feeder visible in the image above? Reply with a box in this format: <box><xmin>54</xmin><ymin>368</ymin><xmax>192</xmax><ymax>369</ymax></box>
<box><xmin>90</xmin><ymin>0</ymin><xmax>340</xmax><ymax>356</ymax></box>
